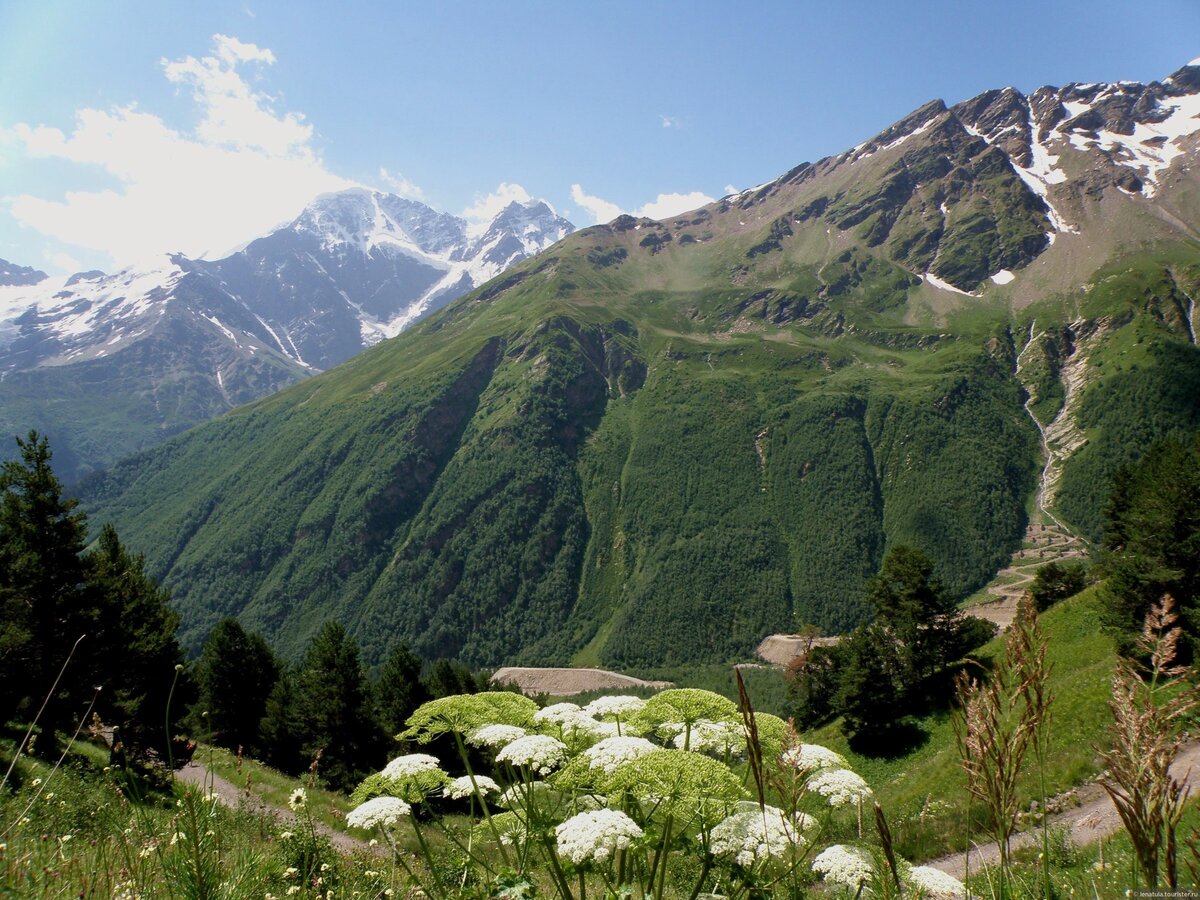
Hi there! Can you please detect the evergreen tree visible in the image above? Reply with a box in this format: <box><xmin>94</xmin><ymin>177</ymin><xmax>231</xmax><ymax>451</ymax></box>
<box><xmin>1101</xmin><ymin>431</ymin><xmax>1200</xmax><ymax>657</ymax></box>
<box><xmin>1029</xmin><ymin>560</ymin><xmax>1087</xmax><ymax>612</ymax></box>
<box><xmin>423</xmin><ymin>658</ymin><xmax>481</xmax><ymax>699</ymax></box>
<box><xmin>865</xmin><ymin>545</ymin><xmax>962</xmax><ymax>686</ymax></box>
<box><xmin>835</xmin><ymin>623</ymin><xmax>903</xmax><ymax>747</ymax></box>
<box><xmin>294</xmin><ymin>622</ymin><xmax>385</xmax><ymax>791</ymax></box>
<box><xmin>375</xmin><ymin>641</ymin><xmax>429</xmax><ymax>738</ymax></box>
<box><xmin>193</xmin><ymin>618</ymin><xmax>278</xmax><ymax>755</ymax></box>
<box><xmin>258</xmin><ymin>669</ymin><xmax>305</xmax><ymax>775</ymax></box>
<box><xmin>0</xmin><ymin>432</ymin><xmax>92</xmax><ymax>744</ymax></box>
<box><xmin>85</xmin><ymin>524</ymin><xmax>186</xmax><ymax>753</ymax></box>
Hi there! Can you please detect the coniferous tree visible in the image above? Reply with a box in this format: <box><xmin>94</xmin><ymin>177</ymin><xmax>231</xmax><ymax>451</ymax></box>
<box><xmin>423</xmin><ymin>658</ymin><xmax>482</xmax><ymax>699</ymax></box>
<box><xmin>375</xmin><ymin>641</ymin><xmax>429</xmax><ymax>739</ymax></box>
<box><xmin>193</xmin><ymin>618</ymin><xmax>278</xmax><ymax>755</ymax></box>
<box><xmin>85</xmin><ymin>524</ymin><xmax>186</xmax><ymax>753</ymax></box>
<box><xmin>1101</xmin><ymin>431</ymin><xmax>1200</xmax><ymax>657</ymax></box>
<box><xmin>258</xmin><ymin>668</ymin><xmax>305</xmax><ymax>774</ymax></box>
<box><xmin>865</xmin><ymin>545</ymin><xmax>963</xmax><ymax>686</ymax></box>
<box><xmin>0</xmin><ymin>432</ymin><xmax>92</xmax><ymax>745</ymax></box>
<box><xmin>835</xmin><ymin>622</ymin><xmax>903</xmax><ymax>746</ymax></box>
<box><xmin>293</xmin><ymin>622</ymin><xmax>385</xmax><ymax>791</ymax></box>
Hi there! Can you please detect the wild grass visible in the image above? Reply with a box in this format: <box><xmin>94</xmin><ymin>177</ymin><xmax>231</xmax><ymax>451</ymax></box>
<box><xmin>807</xmin><ymin>585</ymin><xmax>1115</xmax><ymax>862</ymax></box>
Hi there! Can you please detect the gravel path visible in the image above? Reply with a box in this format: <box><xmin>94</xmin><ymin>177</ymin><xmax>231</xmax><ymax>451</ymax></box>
<box><xmin>928</xmin><ymin>741</ymin><xmax>1200</xmax><ymax>880</ymax></box>
<box><xmin>176</xmin><ymin>760</ymin><xmax>368</xmax><ymax>853</ymax></box>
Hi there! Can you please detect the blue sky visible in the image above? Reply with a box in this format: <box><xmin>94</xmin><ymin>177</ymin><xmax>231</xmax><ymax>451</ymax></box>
<box><xmin>2</xmin><ymin>0</ymin><xmax>1198</xmax><ymax>273</ymax></box>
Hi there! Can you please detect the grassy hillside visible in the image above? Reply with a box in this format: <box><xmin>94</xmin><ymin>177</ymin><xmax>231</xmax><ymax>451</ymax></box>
<box><xmin>79</xmin><ymin>123</ymin><xmax>1200</xmax><ymax>669</ymax></box>
<box><xmin>808</xmin><ymin>585</ymin><xmax>1117</xmax><ymax>858</ymax></box>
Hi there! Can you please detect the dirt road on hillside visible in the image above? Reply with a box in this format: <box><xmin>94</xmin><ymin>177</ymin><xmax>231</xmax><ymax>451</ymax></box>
<box><xmin>176</xmin><ymin>760</ymin><xmax>368</xmax><ymax>853</ymax></box>
<box><xmin>928</xmin><ymin>741</ymin><xmax>1200</xmax><ymax>880</ymax></box>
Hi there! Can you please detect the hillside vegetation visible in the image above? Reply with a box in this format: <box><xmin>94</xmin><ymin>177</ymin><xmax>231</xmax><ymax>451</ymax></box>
<box><xmin>80</xmin><ymin>116</ymin><xmax>1200</xmax><ymax>669</ymax></box>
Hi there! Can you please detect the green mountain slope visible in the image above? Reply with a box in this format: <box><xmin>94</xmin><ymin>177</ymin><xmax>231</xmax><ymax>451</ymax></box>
<box><xmin>81</xmin><ymin>81</ymin><xmax>1200</xmax><ymax>668</ymax></box>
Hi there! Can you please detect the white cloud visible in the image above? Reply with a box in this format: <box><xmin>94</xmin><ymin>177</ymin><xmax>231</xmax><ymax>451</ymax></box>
<box><xmin>570</xmin><ymin>183</ymin><xmax>623</xmax><ymax>224</ymax></box>
<box><xmin>724</xmin><ymin>184</ymin><xmax>738</xmax><ymax>195</ymax></box>
<box><xmin>462</xmin><ymin>182</ymin><xmax>531</xmax><ymax>223</ymax></box>
<box><xmin>568</xmin><ymin>184</ymin><xmax>714</xmax><ymax>225</ymax></box>
<box><xmin>378</xmin><ymin>167</ymin><xmax>425</xmax><ymax>200</ymax></box>
<box><xmin>8</xmin><ymin>34</ymin><xmax>351</xmax><ymax>266</ymax></box>
<box><xmin>635</xmin><ymin>191</ymin><xmax>713</xmax><ymax>220</ymax></box>
<box><xmin>659</xmin><ymin>115</ymin><xmax>681</xmax><ymax>128</ymax></box>
<box><xmin>45</xmin><ymin>250</ymin><xmax>81</xmax><ymax>274</ymax></box>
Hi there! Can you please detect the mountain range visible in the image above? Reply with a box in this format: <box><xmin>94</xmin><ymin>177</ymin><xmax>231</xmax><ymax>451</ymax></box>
<box><xmin>81</xmin><ymin>61</ymin><xmax>1200</xmax><ymax>670</ymax></box>
<box><xmin>0</xmin><ymin>190</ymin><xmax>573</xmax><ymax>481</ymax></box>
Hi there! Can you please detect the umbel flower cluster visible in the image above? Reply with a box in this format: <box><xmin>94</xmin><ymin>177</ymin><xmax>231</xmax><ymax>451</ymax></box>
<box><xmin>344</xmin><ymin>689</ymin><xmax>965</xmax><ymax>899</ymax></box>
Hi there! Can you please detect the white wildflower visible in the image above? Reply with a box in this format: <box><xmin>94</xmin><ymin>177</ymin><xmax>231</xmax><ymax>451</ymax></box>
<box><xmin>287</xmin><ymin>788</ymin><xmax>306</xmax><ymax>811</ymax></box>
<box><xmin>555</xmin><ymin>809</ymin><xmax>643</xmax><ymax>865</ymax></box>
<box><xmin>584</xmin><ymin>736</ymin><xmax>661</xmax><ymax>774</ymax></box>
<box><xmin>467</xmin><ymin>724</ymin><xmax>527</xmax><ymax>749</ymax></box>
<box><xmin>808</xmin><ymin>768</ymin><xmax>873</xmax><ymax>807</ymax></box>
<box><xmin>496</xmin><ymin>734</ymin><xmax>568</xmax><ymax>775</ymax></box>
<box><xmin>669</xmin><ymin>719</ymin><xmax>742</xmax><ymax>754</ymax></box>
<box><xmin>534</xmin><ymin>702</ymin><xmax>586</xmax><ymax>725</ymax></box>
<box><xmin>812</xmin><ymin>843</ymin><xmax>874</xmax><ymax>891</ymax></box>
<box><xmin>907</xmin><ymin>865</ymin><xmax>966</xmax><ymax>898</ymax></box>
<box><xmin>583</xmin><ymin>695</ymin><xmax>646</xmax><ymax>719</ymax></box>
<box><xmin>381</xmin><ymin>754</ymin><xmax>443</xmax><ymax>779</ymax></box>
<box><xmin>346</xmin><ymin>796</ymin><xmax>412</xmax><ymax>829</ymax></box>
<box><xmin>709</xmin><ymin>804</ymin><xmax>812</xmax><ymax>868</ymax></box>
<box><xmin>443</xmin><ymin>775</ymin><xmax>500</xmax><ymax>800</ymax></box>
<box><xmin>781</xmin><ymin>743</ymin><xmax>847</xmax><ymax>773</ymax></box>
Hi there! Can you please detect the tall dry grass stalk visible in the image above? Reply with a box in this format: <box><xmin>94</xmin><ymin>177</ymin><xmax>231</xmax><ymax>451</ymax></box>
<box><xmin>1099</xmin><ymin>593</ymin><xmax>1198</xmax><ymax>889</ymax></box>
<box><xmin>953</xmin><ymin>594</ymin><xmax>1051</xmax><ymax>894</ymax></box>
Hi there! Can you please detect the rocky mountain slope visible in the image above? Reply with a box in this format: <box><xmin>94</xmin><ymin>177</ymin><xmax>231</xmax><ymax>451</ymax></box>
<box><xmin>82</xmin><ymin>62</ymin><xmax>1200</xmax><ymax>669</ymax></box>
<box><xmin>0</xmin><ymin>190</ymin><xmax>573</xmax><ymax>480</ymax></box>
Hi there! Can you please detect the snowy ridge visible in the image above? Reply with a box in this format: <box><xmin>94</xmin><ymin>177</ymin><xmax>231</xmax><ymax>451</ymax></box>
<box><xmin>0</xmin><ymin>189</ymin><xmax>574</xmax><ymax>374</ymax></box>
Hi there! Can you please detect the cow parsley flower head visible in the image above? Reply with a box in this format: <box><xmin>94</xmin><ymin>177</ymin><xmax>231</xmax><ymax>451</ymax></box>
<box><xmin>906</xmin><ymin>865</ymin><xmax>966</xmax><ymax>898</ymax></box>
<box><xmin>709</xmin><ymin>803</ymin><xmax>811</xmax><ymax>867</ymax></box>
<box><xmin>474</xmin><ymin>811</ymin><xmax>528</xmax><ymax>847</ymax></box>
<box><xmin>636</xmin><ymin>689</ymin><xmax>739</xmax><ymax>735</ymax></box>
<box><xmin>555</xmin><ymin>809</ymin><xmax>643</xmax><ymax>865</ymax></box>
<box><xmin>381</xmin><ymin>754</ymin><xmax>443</xmax><ymax>779</ymax></box>
<box><xmin>584</xmin><ymin>736</ymin><xmax>661</xmax><ymax>774</ymax></box>
<box><xmin>351</xmin><ymin>765</ymin><xmax>449</xmax><ymax>806</ymax></box>
<box><xmin>812</xmin><ymin>843</ymin><xmax>875</xmax><ymax>891</ymax></box>
<box><xmin>347</xmin><ymin>796</ymin><xmax>411</xmax><ymax>829</ymax></box>
<box><xmin>288</xmin><ymin>789</ymin><xmax>306</xmax><ymax>811</ymax></box>
<box><xmin>669</xmin><ymin>719</ymin><xmax>743</xmax><ymax>754</ymax></box>
<box><xmin>781</xmin><ymin>743</ymin><xmax>847</xmax><ymax>774</ymax></box>
<box><xmin>606</xmin><ymin>749</ymin><xmax>744</xmax><ymax>826</ymax></box>
<box><xmin>443</xmin><ymin>775</ymin><xmax>500</xmax><ymax>800</ymax></box>
<box><xmin>467</xmin><ymin>724</ymin><xmax>527</xmax><ymax>749</ymax></box>
<box><xmin>401</xmin><ymin>692</ymin><xmax>539</xmax><ymax>741</ymax></box>
<box><xmin>496</xmin><ymin>735</ymin><xmax>569</xmax><ymax>775</ymax></box>
<box><xmin>534</xmin><ymin>703</ymin><xmax>586</xmax><ymax>725</ymax></box>
<box><xmin>808</xmin><ymin>768</ymin><xmax>873</xmax><ymax>807</ymax></box>
<box><xmin>583</xmin><ymin>696</ymin><xmax>647</xmax><ymax>720</ymax></box>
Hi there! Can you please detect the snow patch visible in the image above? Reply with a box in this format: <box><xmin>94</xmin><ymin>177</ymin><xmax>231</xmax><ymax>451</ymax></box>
<box><xmin>924</xmin><ymin>272</ymin><xmax>979</xmax><ymax>297</ymax></box>
<box><xmin>855</xmin><ymin>116</ymin><xmax>939</xmax><ymax>162</ymax></box>
<box><xmin>991</xmin><ymin>269</ymin><xmax>1016</xmax><ymax>285</ymax></box>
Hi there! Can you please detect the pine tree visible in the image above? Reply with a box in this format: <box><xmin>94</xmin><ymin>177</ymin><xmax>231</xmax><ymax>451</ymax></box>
<box><xmin>258</xmin><ymin>669</ymin><xmax>305</xmax><ymax>774</ymax></box>
<box><xmin>374</xmin><ymin>641</ymin><xmax>429</xmax><ymax>739</ymax></box>
<box><xmin>85</xmin><ymin>524</ymin><xmax>186</xmax><ymax>753</ymax></box>
<box><xmin>193</xmin><ymin>618</ymin><xmax>278</xmax><ymax>755</ymax></box>
<box><xmin>0</xmin><ymin>431</ymin><xmax>92</xmax><ymax>744</ymax></box>
<box><xmin>1101</xmin><ymin>431</ymin><xmax>1200</xmax><ymax>657</ymax></box>
<box><xmin>293</xmin><ymin>622</ymin><xmax>385</xmax><ymax>791</ymax></box>
<box><xmin>866</xmin><ymin>545</ymin><xmax>962</xmax><ymax>686</ymax></box>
